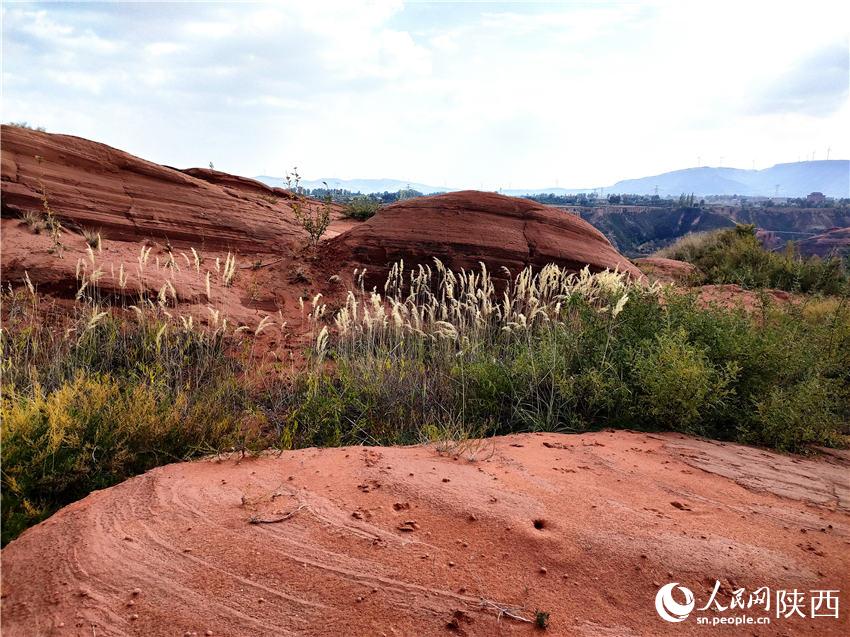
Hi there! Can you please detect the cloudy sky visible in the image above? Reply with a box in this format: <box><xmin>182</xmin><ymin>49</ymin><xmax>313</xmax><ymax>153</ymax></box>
<box><xmin>3</xmin><ymin>1</ymin><xmax>848</xmax><ymax>189</ymax></box>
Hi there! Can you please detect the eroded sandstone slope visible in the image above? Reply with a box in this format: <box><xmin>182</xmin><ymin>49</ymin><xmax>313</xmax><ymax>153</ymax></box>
<box><xmin>2</xmin><ymin>431</ymin><xmax>848</xmax><ymax>636</ymax></box>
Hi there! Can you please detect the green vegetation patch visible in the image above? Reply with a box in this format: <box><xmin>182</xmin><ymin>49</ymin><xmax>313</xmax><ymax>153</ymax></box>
<box><xmin>3</xmin><ymin>259</ymin><xmax>848</xmax><ymax>544</ymax></box>
<box><xmin>656</xmin><ymin>225</ymin><xmax>849</xmax><ymax>294</ymax></box>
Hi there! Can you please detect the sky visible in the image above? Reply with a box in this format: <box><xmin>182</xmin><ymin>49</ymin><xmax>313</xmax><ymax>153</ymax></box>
<box><xmin>2</xmin><ymin>0</ymin><xmax>849</xmax><ymax>190</ymax></box>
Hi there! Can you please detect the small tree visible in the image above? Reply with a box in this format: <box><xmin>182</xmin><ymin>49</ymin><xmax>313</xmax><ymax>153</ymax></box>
<box><xmin>286</xmin><ymin>168</ymin><xmax>330</xmax><ymax>247</ymax></box>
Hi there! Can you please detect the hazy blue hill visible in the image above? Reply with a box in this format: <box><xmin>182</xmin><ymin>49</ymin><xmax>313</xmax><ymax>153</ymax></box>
<box><xmin>604</xmin><ymin>161</ymin><xmax>849</xmax><ymax>198</ymax></box>
<box><xmin>607</xmin><ymin>168</ymin><xmax>750</xmax><ymax>197</ymax></box>
<box><xmin>256</xmin><ymin>176</ymin><xmax>450</xmax><ymax>194</ymax></box>
<box><xmin>745</xmin><ymin>161</ymin><xmax>849</xmax><ymax>198</ymax></box>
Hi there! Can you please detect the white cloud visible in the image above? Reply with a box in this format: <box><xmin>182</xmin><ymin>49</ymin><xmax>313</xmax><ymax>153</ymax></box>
<box><xmin>2</xmin><ymin>1</ymin><xmax>847</xmax><ymax>189</ymax></box>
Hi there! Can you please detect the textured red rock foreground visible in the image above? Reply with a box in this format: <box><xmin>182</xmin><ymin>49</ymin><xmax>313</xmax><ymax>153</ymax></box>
<box><xmin>3</xmin><ymin>431</ymin><xmax>848</xmax><ymax>636</ymax></box>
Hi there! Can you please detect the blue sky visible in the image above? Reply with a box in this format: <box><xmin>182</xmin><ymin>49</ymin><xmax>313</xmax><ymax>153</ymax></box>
<box><xmin>2</xmin><ymin>1</ymin><xmax>848</xmax><ymax>189</ymax></box>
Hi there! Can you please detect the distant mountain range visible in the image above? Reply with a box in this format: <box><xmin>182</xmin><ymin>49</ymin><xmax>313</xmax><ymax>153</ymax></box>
<box><xmin>255</xmin><ymin>176</ymin><xmax>451</xmax><ymax>195</ymax></box>
<box><xmin>256</xmin><ymin>160</ymin><xmax>849</xmax><ymax>198</ymax></box>
<box><xmin>503</xmin><ymin>161</ymin><xmax>850</xmax><ymax>198</ymax></box>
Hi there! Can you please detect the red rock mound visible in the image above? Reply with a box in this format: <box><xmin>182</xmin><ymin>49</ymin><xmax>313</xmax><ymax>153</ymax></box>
<box><xmin>2</xmin><ymin>431</ymin><xmax>848</xmax><ymax>636</ymax></box>
<box><xmin>324</xmin><ymin>190</ymin><xmax>642</xmax><ymax>284</ymax></box>
<box><xmin>0</xmin><ymin>125</ymin><xmax>329</xmax><ymax>253</ymax></box>
<box><xmin>634</xmin><ymin>256</ymin><xmax>698</xmax><ymax>283</ymax></box>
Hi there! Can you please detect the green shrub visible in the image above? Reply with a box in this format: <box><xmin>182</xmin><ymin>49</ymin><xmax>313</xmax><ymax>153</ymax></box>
<box><xmin>656</xmin><ymin>225</ymin><xmax>848</xmax><ymax>294</ymax></box>
<box><xmin>748</xmin><ymin>377</ymin><xmax>845</xmax><ymax>451</ymax></box>
<box><xmin>343</xmin><ymin>196</ymin><xmax>380</xmax><ymax>220</ymax></box>
<box><xmin>305</xmin><ymin>260</ymin><xmax>848</xmax><ymax>453</ymax></box>
<box><xmin>631</xmin><ymin>327</ymin><xmax>738</xmax><ymax>433</ymax></box>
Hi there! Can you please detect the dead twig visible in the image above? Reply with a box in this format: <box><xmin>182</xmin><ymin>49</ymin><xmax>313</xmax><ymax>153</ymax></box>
<box><xmin>248</xmin><ymin>504</ymin><xmax>307</xmax><ymax>524</ymax></box>
<box><xmin>239</xmin><ymin>257</ymin><xmax>285</xmax><ymax>270</ymax></box>
<box><xmin>479</xmin><ymin>598</ymin><xmax>532</xmax><ymax>623</ymax></box>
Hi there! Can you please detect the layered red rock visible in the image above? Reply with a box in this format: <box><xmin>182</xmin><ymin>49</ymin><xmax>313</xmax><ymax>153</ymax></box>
<box><xmin>325</xmin><ymin>190</ymin><xmax>642</xmax><ymax>284</ymax></box>
<box><xmin>0</xmin><ymin>125</ymin><xmax>325</xmax><ymax>253</ymax></box>
<box><xmin>2</xmin><ymin>431</ymin><xmax>848</xmax><ymax>636</ymax></box>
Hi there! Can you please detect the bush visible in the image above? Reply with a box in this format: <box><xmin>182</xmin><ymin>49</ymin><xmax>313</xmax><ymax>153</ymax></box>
<box><xmin>343</xmin><ymin>196</ymin><xmax>380</xmax><ymax>220</ymax></box>
<box><xmin>656</xmin><ymin>225</ymin><xmax>849</xmax><ymax>294</ymax></box>
<box><xmin>631</xmin><ymin>327</ymin><xmax>738</xmax><ymax>433</ymax></box>
<box><xmin>1</xmin><ymin>373</ymin><xmax>250</xmax><ymax>542</ymax></box>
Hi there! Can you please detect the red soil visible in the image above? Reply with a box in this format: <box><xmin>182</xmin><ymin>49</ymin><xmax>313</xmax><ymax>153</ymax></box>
<box><xmin>2</xmin><ymin>431</ymin><xmax>848</xmax><ymax>636</ymax></box>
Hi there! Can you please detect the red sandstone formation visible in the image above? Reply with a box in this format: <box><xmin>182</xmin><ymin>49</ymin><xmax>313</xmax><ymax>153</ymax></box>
<box><xmin>2</xmin><ymin>431</ymin><xmax>847</xmax><ymax>636</ymax></box>
<box><xmin>794</xmin><ymin>227</ymin><xmax>850</xmax><ymax>258</ymax></box>
<box><xmin>325</xmin><ymin>190</ymin><xmax>643</xmax><ymax>285</ymax></box>
<box><xmin>0</xmin><ymin>124</ymin><xmax>330</xmax><ymax>253</ymax></box>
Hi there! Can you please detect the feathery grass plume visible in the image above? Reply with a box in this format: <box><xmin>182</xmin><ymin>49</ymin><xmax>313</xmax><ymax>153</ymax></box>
<box><xmin>138</xmin><ymin>245</ymin><xmax>152</xmax><ymax>269</ymax></box>
<box><xmin>84</xmin><ymin>308</ymin><xmax>108</xmax><ymax>333</ymax></box>
<box><xmin>157</xmin><ymin>280</ymin><xmax>177</xmax><ymax>306</ymax></box>
<box><xmin>190</xmin><ymin>247</ymin><xmax>201</xmax><ymax>273</ymax></box>
<box><xmin>154</xmin><ymin>323</ymin><xmax>168</xmax><ymax>351</ymax></box>
<box><xmin>118</xmin><ymin>264</ymin><xmax>127</xmax><ymax>290</ymax></box>
<box><xmin>164</xmin><ymin>251</ymin><xmax>179</xmax><ymax>272</ymax></box>
<box><xmin>222</xmin><ymin>252</ymin><xmax>237</xmax><ymax>286</ymax></box>
<box><xmin>75</xmin><ymin>280</ymin><xmax>88</xmax><ymax>301</ymax></box>
<box><xmin>23</xmin><ymin>272</ymin><xmax>35</xmax><ymax>297</ymax></box>
<box><xmin>255</xmin><ymin>315</ymin><xmax>274</xmax><ymax>336</ymax></box>
<box><xmin>205</xmin><ymin>271</ymin><xmax>212</xmax><ymax>300</ymax></box>
<box><xmin>315</xmin><ymin>326</ymin><xmax>329</xmax><ymax>362</ymax></box>
<box><xmin>207</xmin><ymin>306</ymin><xmax>221</xmax><ymax>328</ymax></box>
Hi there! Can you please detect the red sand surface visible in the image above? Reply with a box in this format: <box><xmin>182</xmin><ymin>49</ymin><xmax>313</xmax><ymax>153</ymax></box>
<box><xmin>3</xmin><ymin>431</ymin><xmax>848</xmax><ymax>636</ymax></box>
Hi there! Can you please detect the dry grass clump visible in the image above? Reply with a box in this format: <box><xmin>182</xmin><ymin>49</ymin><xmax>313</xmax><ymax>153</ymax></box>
<box><xmin>81</xmin><ymin>227</ymin><xmax>102</xmax><ymax>250</ymax></box>
<box><xmin>654</xmin><ymin>230</ymin><xmax>723</xmax><ymax>261</ymax></box>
